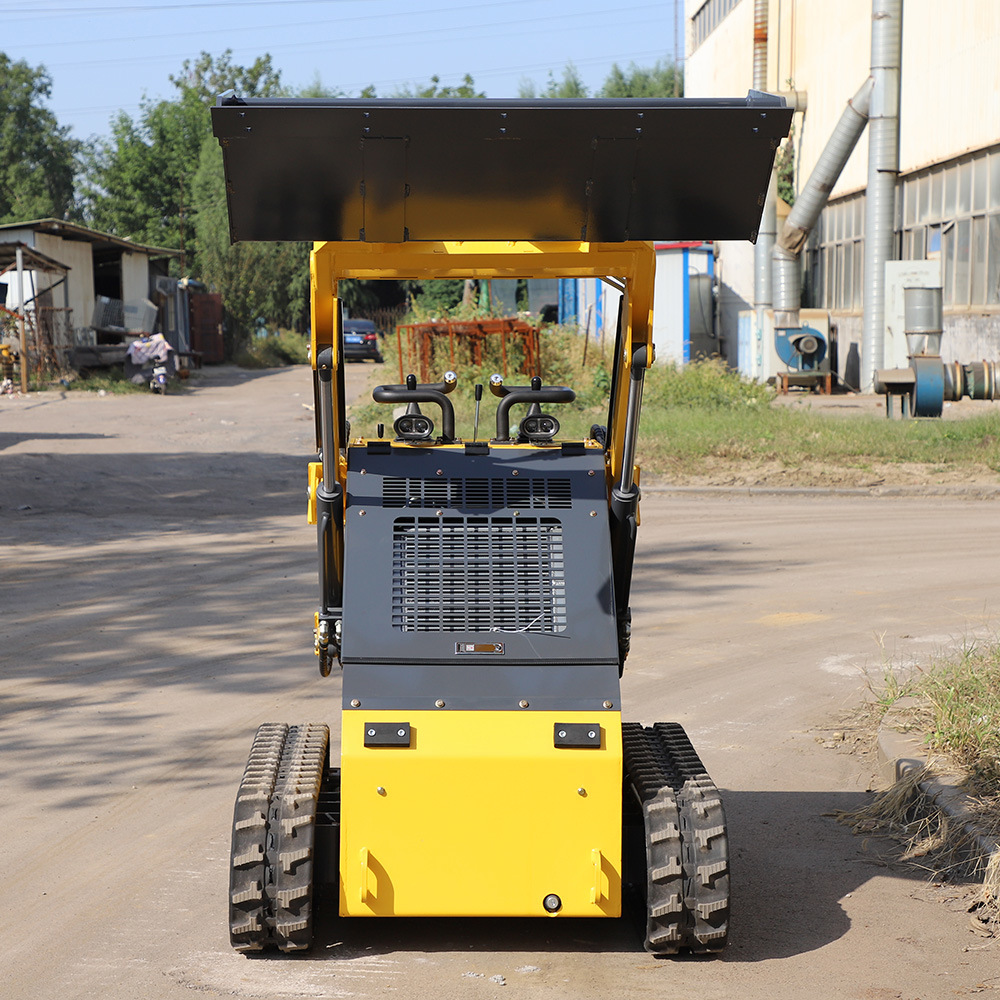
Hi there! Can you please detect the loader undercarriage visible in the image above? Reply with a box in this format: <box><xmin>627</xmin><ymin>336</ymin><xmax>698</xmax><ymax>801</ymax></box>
<box><xmin>230</xmin><ymin>721</ymin><xmax>728</xmax><ymax>955</ymax></box>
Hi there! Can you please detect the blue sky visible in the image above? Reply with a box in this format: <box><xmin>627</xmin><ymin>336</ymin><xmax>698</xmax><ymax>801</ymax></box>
<box><xmin>3</xmin><ymin>0</ymin><xmax>683</xmax><ymax>142</ymax></box>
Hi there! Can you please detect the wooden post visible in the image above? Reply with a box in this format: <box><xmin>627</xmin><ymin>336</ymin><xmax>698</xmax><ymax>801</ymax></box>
<box><xmin>16</xmin><ymin>246</ymin><xmax>28</xmax><ymax>393</ymax></box>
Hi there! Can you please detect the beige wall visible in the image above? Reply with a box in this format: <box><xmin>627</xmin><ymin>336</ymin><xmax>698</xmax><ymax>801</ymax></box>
<box><xmin>688</xmin><ymin>0</ymin><xmax>1000</xmax><ymax>196</ymax></box>
<box><xmin>685</xmin><ymin>0</ymin><xmax>1000</xmax><ymax>346</ymax></box>
<box><xmin>121</xmin><ymin>250</ymin><xmax>149</xmax><ymax>307</ymax></box>
<box><xmin>34</xmin><ymin>233</ymin><xmax>95</xmax><ymax>335</ymax></box>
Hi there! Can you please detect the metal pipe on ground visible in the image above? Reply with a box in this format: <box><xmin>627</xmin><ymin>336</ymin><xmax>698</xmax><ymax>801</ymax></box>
<box><xmin>861</xmin><ymin>0</ymin><xmax>903</xmax><ymax>391</ymax></box>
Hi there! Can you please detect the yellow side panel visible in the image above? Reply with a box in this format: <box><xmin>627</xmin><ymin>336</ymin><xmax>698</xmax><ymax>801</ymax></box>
<box><xmin>306</xmin><ymin>462</ymin><xmax>322</xmax><ymax>524</ymax></box>
<box><xmin>340</xmin><ymin>710</ymin><xmax>622</xmax><ymax>918</ymax></box>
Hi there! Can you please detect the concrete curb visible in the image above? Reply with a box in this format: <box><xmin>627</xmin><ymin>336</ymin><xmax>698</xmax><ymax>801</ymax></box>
<box><xmin>876</xmin><ymin>712</ymin><xmax>999</xmax><ymax>867</ymax></box>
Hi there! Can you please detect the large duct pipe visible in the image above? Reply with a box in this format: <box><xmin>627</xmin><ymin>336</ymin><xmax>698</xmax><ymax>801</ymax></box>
<box><xmin>861</xmin><ymin>0</ymin><xmax>903</xmax><ymax>390</ymax></box>
<box><xmin>772</xmin><ymin>77</ymin><xmax>874</xmax><ymax>330</ymax></box>
<box><xmin>752</xmin><ymin>0</ymin><xmax>774</xmax><ymax>358</ymax></box>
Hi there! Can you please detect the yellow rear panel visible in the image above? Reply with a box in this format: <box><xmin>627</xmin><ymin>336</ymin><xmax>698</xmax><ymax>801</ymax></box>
<box><xmin>339</xmin><ymin>710</ymin><xmax>622</xmax><ymax>917</ymax></box>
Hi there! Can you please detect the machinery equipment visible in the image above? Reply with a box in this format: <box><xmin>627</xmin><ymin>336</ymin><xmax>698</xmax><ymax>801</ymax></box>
<box><xmin>876</xmin><ymin>286</ymin><xmax>1000</xmax><ymax>417</ymax></box>
<box><xmin>775</xmin><ymin>322</ymin><xmax>828</xmax><ymax>374</ymax></box>
<box><xmin>213</xmin><ymin>93</ymin><xmax>790</xmax><ymax>955</ymax></box>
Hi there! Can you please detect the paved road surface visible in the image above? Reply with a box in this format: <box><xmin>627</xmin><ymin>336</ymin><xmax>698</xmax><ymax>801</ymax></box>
<box><xmin>2</xmin><ymin>365</ymin><xmax>997</xmax><ymax>999</ymax></box>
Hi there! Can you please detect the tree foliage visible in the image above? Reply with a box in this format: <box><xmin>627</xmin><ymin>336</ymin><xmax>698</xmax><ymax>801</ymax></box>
<box><xmin>83</xmin><ymin>50</ymin><xmax>283</xmax><ymax>254</ymax></box>
<box><xmin>362</xmin><ymin>73</ymin><xmax>485</xmax><ymax>99</ymax></box>
<box><xmin>191</xmin><ymin>136</ymin><xmax>309</xmax><ymax>350</ymax></box>
<box><xmin>83</xmin><ymin>87</ymin><xmax>206</xmax><ymax>251</ymax></box>
<box><xmin>169</xmin><ymin>50</ymin><xmax>284</xmax><ymax>105</ymax></box>
<box><xmin>81</xmin><ymin>51</ymin><xmax>304</xmax><ymax>348</ymax></box>
<box><xmin>519</xmin><ymin>59</ymin><xmax>683</xmax><ymax>100</ymax></box>
<box><xmin>518</xmin><ymin>64</ymin><xmax>588</xmax><ymax>99</ymax></box>
<box><xmin>599</xmin><ymin>60</ymin><xmax>683</xmax><ymax>98</ymax></box>
<box><xmin>0</xmin><ymin>53</ymin><xmax>79</xmax><ymax>223</ymax></box>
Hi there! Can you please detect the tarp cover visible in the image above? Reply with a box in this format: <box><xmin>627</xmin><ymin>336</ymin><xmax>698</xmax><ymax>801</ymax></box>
<box><xmin>211</xmin><ymin>93</ymin><xmax>791</xmax><ymax>245</ymax></box>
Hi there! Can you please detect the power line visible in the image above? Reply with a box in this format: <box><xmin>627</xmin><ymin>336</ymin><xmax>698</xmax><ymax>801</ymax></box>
<box><xmin>0</xmin><ymin>0</ymin><xmax>374</xmax><ymax>16</ymax></box>
<box><xmin>55</xmin><ymin>47</ymin><xmax>676</xmax><ymax>119</ymax></box>
<box><xmin>40</xmin><ymin>4</ymin><xmax>670</xmax><ymax>71</ymax></box>
<box><xmin>9</xmin><ymin>0</ymin><xmax>571</xmax><ymax>49</ymax></box>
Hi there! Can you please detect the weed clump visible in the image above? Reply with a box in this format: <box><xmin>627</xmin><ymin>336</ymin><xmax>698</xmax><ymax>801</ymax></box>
<box><xmin>644</xmin><ymin>358</ymin><xmax>773</xmax><ymax>410</ymax></box>
<box><xmin>64</xmin><ymin>368</ymin><xmax>147</xmax><ymax>394</ymax></box>
<box><xmin>237</xmin><ymin>329</ymin><xmax>310</xmax><ymax>368</ymax></box>
<box><xmin>916</xmin><ymin>644</ymin><xmax>1000</xmax><ymax>787</ymax></box>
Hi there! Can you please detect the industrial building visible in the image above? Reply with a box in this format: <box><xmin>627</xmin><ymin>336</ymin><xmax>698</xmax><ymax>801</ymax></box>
<box><xmin>686</xmin><ymin>0</ymin><xmax>1000</xmax><ymax>389</ymax></box>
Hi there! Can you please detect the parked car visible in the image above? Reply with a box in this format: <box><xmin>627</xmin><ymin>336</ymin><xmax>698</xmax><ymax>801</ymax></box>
<box><xmin>342</xmin><ymin>318</ymin><xmax>384</xmax><ymax>362</ymax></box>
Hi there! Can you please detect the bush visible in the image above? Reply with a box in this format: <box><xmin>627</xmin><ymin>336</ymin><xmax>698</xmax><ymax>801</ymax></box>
<box><xmin>644</xmin><ymin>357</ymin><xmax>774</xmax><ymax>409</ymax></box>
<box><xmin>236</xmin><ymin>329</ymin><xmax>310</xmax><ymax>368</ymax></box>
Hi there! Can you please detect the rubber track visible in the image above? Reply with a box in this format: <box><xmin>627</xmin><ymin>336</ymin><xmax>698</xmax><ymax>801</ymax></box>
<box><xmin>267</xmin><ymin>723</ymin><xmax>330</xmax><ymax>952</ymax></box>
<box><xmin>622</xmin><ymin>722</ymin><xmax>730</xmax><ymax>954</ymax></box>
<box><xmin>229</xmin><ymin>723</ymin><xmax>289</xmax><ymax>951</ymax></box>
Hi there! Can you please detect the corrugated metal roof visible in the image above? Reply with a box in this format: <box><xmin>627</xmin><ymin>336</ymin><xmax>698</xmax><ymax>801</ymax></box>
<box><xmin>0</xmin><ymin>219</ymin><xmax>181</xmax><ymax>258</ymax></box>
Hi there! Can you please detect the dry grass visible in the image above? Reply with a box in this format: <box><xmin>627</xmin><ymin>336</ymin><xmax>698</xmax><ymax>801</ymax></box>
<box><xmin>838</xmin><ymin>765</ymin><xmax>999</xmax><ymax>935</ymax></box>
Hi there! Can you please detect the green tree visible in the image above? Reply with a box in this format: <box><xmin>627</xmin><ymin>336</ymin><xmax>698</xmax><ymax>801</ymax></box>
<box><xmin>361</xmin><ymin>73</ymin><xmax>485</xmax><ymax>99</ymax></box>
<box><xmin>519</xmin><ymin>59</ymin><xmax>683</xmax><ymax>101</ymax></box>
<box><xmin>0</xmin><ymin>53</ymin><xmax>79</xmax><ymax>223</ymax></box>
<box><xmin>191</xmin><ymin>136</ymin><xmax>309</xmax><ymax>350</ymax></box>
<box><xmin>599</xmin><ymin>60</ymin><xmax>682</xmax><ymax>98</ymax></box>
<box><xmin>169</xmin><ymin>50</ymin><xmax>284</xmax><ymax>104</ymax></box>
<box><xmin>518</xmin><ymin>64</ymin><xmax>588</xmax><ymax>99</ymax></box>
<box><xmin>84</xmin><ymin>87</ymin><xmax>206</xmax><ymax>252</ymax></box>
<box><xmin>83</xmin><ymin>50</ymin><xmax>283</xmax><ymax>256</ymax></box>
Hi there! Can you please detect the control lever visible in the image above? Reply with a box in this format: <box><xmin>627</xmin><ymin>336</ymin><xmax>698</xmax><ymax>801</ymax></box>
<box><xmin>372</xmin><ymin>371</ymin><xmax>458</xmax><ymax>442</ymax></box>
<box><xmin>473</xmin><ymin>383</ymin><xmax>483</xmax><ymax>441</ymax></box>
<box><xmin>489</xmin><ymin>374</ymin><xmax>575</xmax><ymax>442</ymax></box>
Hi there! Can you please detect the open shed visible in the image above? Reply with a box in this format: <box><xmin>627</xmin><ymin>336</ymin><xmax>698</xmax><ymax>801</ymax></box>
<box><xmin>0</xmin><ymin>219</ymin><xmax>183</xmax><ymax>370</ymax></box>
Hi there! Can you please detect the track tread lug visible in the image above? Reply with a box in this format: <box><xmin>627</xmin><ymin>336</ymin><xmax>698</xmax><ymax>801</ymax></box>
<box><xmin>623</xmin><ymin>722</ymin><xmax>730</xmax><ymax>956</ymax></box>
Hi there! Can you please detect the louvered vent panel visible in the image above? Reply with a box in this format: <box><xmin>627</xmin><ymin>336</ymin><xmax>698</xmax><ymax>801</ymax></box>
<box><xmin>383</xmin><ymin>477</ymin><xmax>571</xmax><ymax>509</ymax></box>
<box><xmin>392</xmin><ymin>516</ymin><xmax>567</xmax><ymax>633</ymax></box>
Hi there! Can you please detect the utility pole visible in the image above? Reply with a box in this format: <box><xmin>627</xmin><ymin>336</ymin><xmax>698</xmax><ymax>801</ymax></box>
<box><xmin>674</xmin><ymin>0</ymin><xmax>681</xmax><ymax>97</ymax></box>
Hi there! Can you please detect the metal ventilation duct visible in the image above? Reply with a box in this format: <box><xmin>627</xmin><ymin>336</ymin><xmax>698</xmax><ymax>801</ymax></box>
<box><xmin>861</xmin><ymin>0</ymin><xmax>903</xmax><ymax>390</ymax></box>
<box><xmin>772</xmin><ymin>77</ymin><xmax>874</xmax><ymax>331</ymax></box>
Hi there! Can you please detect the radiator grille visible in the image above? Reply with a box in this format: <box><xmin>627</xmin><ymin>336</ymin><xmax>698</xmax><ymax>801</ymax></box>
<box><xmin>383</xmin><ymin>477</ymin><xmax>571</xmax><ymax>510</ymax></box>
<box><xmin>391</xmin><ymin>516</ymin><xmax>567</xmax><ymax>633</ymax></box>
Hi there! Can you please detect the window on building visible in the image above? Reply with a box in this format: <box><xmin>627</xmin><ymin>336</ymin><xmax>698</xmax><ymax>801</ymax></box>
<box><xmin>815</xmin><ymin>192</ymin><xmax>866</xmax><ymax>311</ymax></box>
<box><xmin>900</xmin><ymin>146</ymin><xmax>1000</xmax><ymax>306</ymax></box>
<box><xmin>815</xmin><ymin>144</ymin><xmax>1000</xmax><ymax>311</ymax></box>
<box><xmin>691</xmin><ymin>0</ymin><xmax>743</xmax><ymax>51</ymax></box>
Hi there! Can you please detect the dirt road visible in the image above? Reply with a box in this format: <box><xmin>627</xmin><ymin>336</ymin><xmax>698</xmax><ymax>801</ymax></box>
<box><xmin>2</xmin><ymin>366</ymin><xmax>998</xmax><ymax>999</ymax></box>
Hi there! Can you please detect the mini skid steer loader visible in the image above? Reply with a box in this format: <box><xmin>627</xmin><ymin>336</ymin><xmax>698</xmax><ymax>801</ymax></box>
<box><xmin>213</xmin><ymin>93</ymin><xmax>791</xmax><ymax>955</ymax></box>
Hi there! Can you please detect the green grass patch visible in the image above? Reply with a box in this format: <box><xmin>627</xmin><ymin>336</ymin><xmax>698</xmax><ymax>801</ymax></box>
<box><xmin>914</xmin><ymin>643</ymin><xmax>1000</xmax><ymax>787</ymax></box>
<box><xmin>237</xmin><ymin>329</ymin><xmax>310</xmax><ymax>368</ymax></box>
<box><xmin>637</xmin><ymin>405</ymin><xmax>1000</xmax><ymax>477</ymax></box>
<box><xmin>62</xmin><ymin>369</ymin><xmax>148</xmax><ymax>394</ymax></box>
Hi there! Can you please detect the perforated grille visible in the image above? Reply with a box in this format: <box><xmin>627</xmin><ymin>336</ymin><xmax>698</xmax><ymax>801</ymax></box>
<box><xmin>383</xmin><ymin>477</ymin><xmax>571</xmax><ymax>510</ymax></box>
<box><xmin>391</xmin><ymin>516</ymin><xmax>567</xmax><ymax>633</ymax></box>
